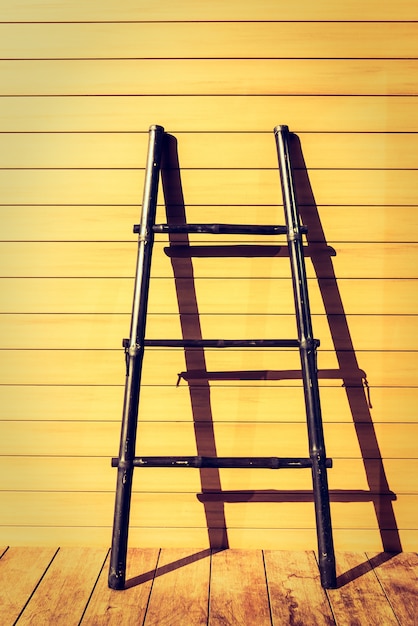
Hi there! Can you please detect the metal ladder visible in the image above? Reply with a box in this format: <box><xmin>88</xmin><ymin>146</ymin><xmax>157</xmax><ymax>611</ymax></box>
<box><xmin>108</xmin><ymin>124</ymin><xmax>336</xmax><ymax>590</ymax></box>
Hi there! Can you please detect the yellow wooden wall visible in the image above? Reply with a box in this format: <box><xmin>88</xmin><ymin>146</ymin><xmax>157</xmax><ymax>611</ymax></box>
<box><xmin>1</xmin><ymin>0</ymin><xmax>417</xmax><ymax>551</ymax></box>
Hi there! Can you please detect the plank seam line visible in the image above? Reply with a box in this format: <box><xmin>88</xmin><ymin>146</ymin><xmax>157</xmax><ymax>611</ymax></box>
<box><xmin>3</xmin><ymin>57</ymin><xmax>418</xmax><ymax>61</ymax></box>
<box><xmin>11</xmin><ymin>547</ymin><xmax>60</xmax><ymax>624</ymax></box>
<box><xmin>77</xmin><ymin>548</ymin><xmax>110</xmax><ymax>626</ymax></box>
<box><xmin>142</xmin><ymin>548</ymin><xmax>162</xmax><ymax>623</ymax></box>
<box><xmin>2</xmin><ymin>20</ymin><xmax>418</xmax><ymax>24</ymax></box>
<box><xmin>367</xmin><ymin>553</ymin><xmax>402</xmax><ymax>625</ymax></box>
<box><xmin>261</xmin><ymin>550</ymin><xmax>275</xmax><ymax>626</ymax></box>
<box><xmin>1</xmin><ymin>93</ymin><xmax>417</xmax><ymax>98</ymax></box>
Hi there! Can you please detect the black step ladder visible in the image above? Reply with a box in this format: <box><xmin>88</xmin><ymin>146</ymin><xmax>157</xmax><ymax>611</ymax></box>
<box><xmin>108</xmin><ymin>124</ymin><xmax>337</xmax><ymax>590</ymax></box>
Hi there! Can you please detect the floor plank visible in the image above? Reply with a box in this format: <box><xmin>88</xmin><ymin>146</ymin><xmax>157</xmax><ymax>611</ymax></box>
<box><xmin>81</xmin><ymin>548</ymin><xmax>159</xmax><ymax>625</ymax></box>
<box><xmin>264</xmin><ymin>550</ymin><xmax>335</xmax><ymax>625</ymax></box>
<box><xmin>0</xmin><ymin>547</ymin><xmax>58</xmax><ymax>625</ymax></box>
<box><xmin>367</xmin><ymin>552</ymin><xmax>418</xmax><ymax>626</ymax></box>
<box><xmin>209</xmin><ymin>549</ymin><xmax>271</xmax><ymax>626</ymax></box>
<box><xmin>16</xmin><ymin>547</ymin><xmax>107</xmax><ymax>626</ymax></box>
<box><xmin>144</xmin><ymin>548</ymin><xmax>211</xmax><ymax>626</ymax></box>
<box><xmin>326</xmin><ymin>552</ymin><xmax>399</xmax><ymax>626</ymax></box>
<box><xmin>0</xmin><ymin>548</ymin><xmax>415</xmax><ymax>625</ymax></box>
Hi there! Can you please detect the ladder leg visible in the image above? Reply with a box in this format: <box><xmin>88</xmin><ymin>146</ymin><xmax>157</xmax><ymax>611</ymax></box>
<box><xmin>301</xmin><ymin>346</ymin><xmax>337</xmax><ymax>588</ymax></box>
<box><xmin>108</xmin><ymin>125</ymin><xmax>165</xmax><ymax>590</ymax></box>
<box><xmin>275</xmin><ymin>125</ymin><xmax>337</xmax><ymax>588</ymax></box>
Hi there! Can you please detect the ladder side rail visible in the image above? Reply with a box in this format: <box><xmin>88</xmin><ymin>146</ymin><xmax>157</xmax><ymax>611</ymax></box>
<box><xmin>274</xmin><ymin>125</ymin><xmax>337</xmax><ymax>588</ymax></box>
<box><xmin>109</xmin><ymin>125</ymin><xmax>165</xmax><ymax>590</ymax></box>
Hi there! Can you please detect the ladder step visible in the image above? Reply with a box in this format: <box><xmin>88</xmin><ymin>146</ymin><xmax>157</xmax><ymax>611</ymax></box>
<box><xmin>112</xmin><ymin>456</ymin><xmax>333</xmax><ymax>469</ymax></box>
<box><xmin>142</xmin><ymin>338</ymin><xmax>300</xmax><ymax>348</ymax></box>
<box><xmin>151</xmin><ymin>223</ymin><xmax>295</xmax><ymax>235</ymax></box>
<box><xmin>135</xmin><ymin>223</ymin><xmax>308</xmax><ymax>235</ymax></box>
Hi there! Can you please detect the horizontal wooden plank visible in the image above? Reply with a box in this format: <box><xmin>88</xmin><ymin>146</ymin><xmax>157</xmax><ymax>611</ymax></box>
<box><xmin>2</xmin><ymin>23</ymin><xmax>418</xmax><ymax>60</ymax></box>
<box><xmin>1</xmin><ymin>169</ymin><xmax>417</xmax><ymax>206</ymax></box>
<box><xmin>1</xmin><ymin>60</ymin><xmax>417</xmax><ymax>96</ymax></box>
<box><xmin>1</xmin><ymin>384</ymin><xmax>416</xmax><ymax>423</ymax></box>
<box><xmin>1</xmin><ymin>313</ymin><xmax>417</xmax><ymax>351</ymax></box>
<box><xmin>0</xmin><ymin>384</ymin><xmax>125</xmax><ymax>423</ymax></box>
<box><xmin>0</xmin><ymin>347</ymin><xmax>417</xmax><ymax>386</ymax></box>
<box><xmin>0</xmin><ymin>526</ymin><xmax>415</xmax><ymax>552</ymax></box>
<box><xmin>1</xmin><ymin>241</ymin><xmax>417</xmax><ymax>279</ymax></box>
<box><xmin>2</xmin><ymin>132</ymin><xmax>418</xmax><ymax>170</ymax></box>
<box><xmin>1</xmin><ymin>277</ymin><xmax>416</xmax><ymax>315</ymax></box>
<box><xmin>0</xmin><ymin>491</ymin><xmax>415</xmax><ymax>531</ymax></box>
<box><xmin>1</xmin><ymin>421</ymin><xmax>417</xmax><ymax>458</ymax></box>
<box><xmin>0</xmin><ymin>457</ymin><xmax>415</xmax><ymax>494</ymax></box>
<box><xmin>2</xmin><ymin>0</ymin><xmax>417</xmax><ymax>21</ymax></box>
<box><xmin>1</xmin><ymin>205</ymin><xmax>417</xmax><ymax>243</ymax></box>
<box><xmin>1</xmin><ymin>96</ymin><xmax>417</xmax><ymax>133</ymax></box>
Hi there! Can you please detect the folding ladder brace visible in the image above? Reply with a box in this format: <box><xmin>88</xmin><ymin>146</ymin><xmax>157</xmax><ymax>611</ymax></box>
<box><xmin>108</xmin><ymin>125</ymin><xmax>337</xmax><ymax>590</ymax></box>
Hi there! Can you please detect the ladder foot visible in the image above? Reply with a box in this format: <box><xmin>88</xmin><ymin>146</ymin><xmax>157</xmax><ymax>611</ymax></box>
<box><xmin>318</xmin><ymin>554</ymin><xmax>337</xmax><ymax>589</ymax></box>
<box><xmin>108</xmin><ymin>567</ymin><xmax>126</xmax><ymax>590</ymax></box>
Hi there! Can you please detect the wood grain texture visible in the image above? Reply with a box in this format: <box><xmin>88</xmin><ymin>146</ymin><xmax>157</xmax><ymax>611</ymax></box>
<box><xmin>1</xmin><ymin>96</ymin><xmax>418</xmax><ymax>133</ymax></box>
<box><xmin>143</xmin><ymin>548</ymin><xmax>210</xmax><ymax>626</ymax></box>
<box><xmin>2</xmin><ymin>132</ymin><xmax>418</xmax><ymax>169</ymax></box>
<box><xmin>1</xmin><ymin>277</ymin><xmax>415</xmax><ymax>315</ymax></box>
<box><xmin>3</xmin><ymin>0</ymin><xmax>418</xmax><ymax>21</ymax></box>
<box><xmin>1</xmin><ymin>548</ymin><xmax>417</xmax><ymax>625</ymax></box>
<box><xmin>209</xmin><ymin>549</ymin><xmax>271</xmax><ymax>626</ymax></box>
<box><xmin>1</xmin><ymin>526</ymin><xmax>416</xmax><ymax>551</ymax></box>
<box><xmin>264</xmin><ymin>551</ymin><xmax>335</xmax><ymax>625</ymax></box>
<box><xmin>326</xmin><ymin>552</ymin><xmax>399</xmax><ymax>626</ymax></box>
<box><xmin>1</xmin><ymin>59</ymin><xmax>417</xmax><ymax>96</ymax></box>
<box><xmin>0</xmin><ymin>491</ymin><xmax>416</xmax><ymax>531</ymax></box>
<box><xmin>2</xmin><ymin>22</ymin><xmax>418</xmax><ymax>60</ymax></box>
<box><xmin>1</xmin><ymin>205</ymin><xmax>418</xmax><ymax>243</ymax></box>
<box><xmin>1</xmin><ymin>384</ymin><xmax>416</xmax><ymax>423</ymax></box>
<box><xmin>1</xmin><ymin>241</ymin><xmax>417</xmax><ymax>278</ymax></box>
<box><xmin>16</xmin><ymin>547</ymin><xmax>108</xmax><ymax>626</ymax></box>
<box><xmin>0</xmin><ymin>347</ymin><xmax>416</xmax><ymax>386</ymax></box>
<box><xmin>1</xmin><ymin>312</ymin><xmax>417</xmax><ymax>351</ymax></box>
<box><xmin>1</xmin><ymin>169</ymin><xmax>417</xmax><ymax>205</ymax></box>
<box><xmin>2</xmin><ymin>420</ymin><xmax>417</xmax><ymax>459</ymax></box>
<box><xmin>80</xmin><ymin>548</ymin><xmax>159</xmax><ymax>625</ymax></box>
<box><xmin>365</xmin><ymin>552</ymin><xmax>418</xmax><ymax>625</ymax></box>
<box><xmin>0</xmin><ymin>1</ymin><xmax>417</xmax><ymax>553</ymax></box>
<box><xmin>0</xmin><ymin>547</ymin><xmax>58</xmax><ymax>625</ymax></box>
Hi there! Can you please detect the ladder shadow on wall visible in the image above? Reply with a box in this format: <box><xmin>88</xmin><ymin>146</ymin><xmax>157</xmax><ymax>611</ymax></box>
<box><xmin>148</xmin><ymin>131</ymin><xmax>401</xmax><ymax>589</ymax></box>
<box><xmin>289</xmin><ymin>131</ymin><xmax>401</xmax><ymax>558</ymax></box>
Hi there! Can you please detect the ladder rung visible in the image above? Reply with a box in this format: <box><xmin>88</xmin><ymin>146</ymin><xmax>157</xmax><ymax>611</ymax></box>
<box><xmin>112</xmin><ymin>456</ymin><xmax>333</xmax><ymax>469</ymax></box>
<box><xmin>150</xmin><ymin>223</ymin><xmax>294</xmax><ymax>235</ymax></box>
<box><xmin>143</xmin><ymin>339</ymin><xmax>300</xmax><ymax>348</ymax></box>
<box><xmin>133</xmin><ymin>223</ymin><xmax>308</xmax><ymax>235</ymax></box>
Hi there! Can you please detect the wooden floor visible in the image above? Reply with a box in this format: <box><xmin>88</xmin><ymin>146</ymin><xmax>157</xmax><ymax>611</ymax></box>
<box><xmin>0</xmin><ymin>548</ymin><xmax>416</xmax><ymax>625</ymax></box>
